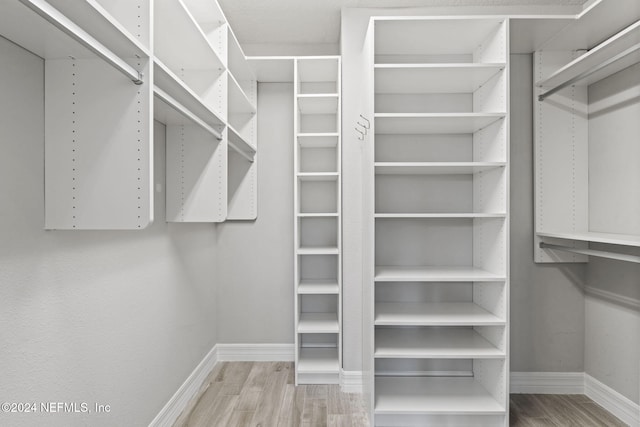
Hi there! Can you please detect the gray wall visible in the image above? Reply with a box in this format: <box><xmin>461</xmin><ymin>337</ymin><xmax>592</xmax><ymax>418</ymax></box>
<box><xmin>509</xmin><ymin>54</ymin><xmax>586</xmax><ymax>373</ymax></box>
<box><xmin>217</xmin><ymin>83</ymin><xmax>294</xmax><ymax>344</ymax></box>
<box><xmin>0</xmin><ymin>38</ymin><xmax>219</xmax><ymax>426</ymax></box>
<box><xmin>584</xmin><ymin>63</ymin><xmax>640</xmax><ymax>404</ymax></box>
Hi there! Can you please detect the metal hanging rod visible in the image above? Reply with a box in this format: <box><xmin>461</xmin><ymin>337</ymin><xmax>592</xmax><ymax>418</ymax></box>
<box><xmin>540</xmin><ymin>242</ymin><xmax>640</xmax><ymax>264</ymax></box>
<box><xmin>19</xmin><ymin>0</ymin><xmax>144</xmax><ymax>85</ymax></box>
<box><xmin>228</xmin><ymin>141</ymin><xmax>255</xmax><ymax>163</ymax></box>
<box><xmin>538</xmin><ymin>42</ymin><xmax>640</xmax><ymax>101</ymax></box>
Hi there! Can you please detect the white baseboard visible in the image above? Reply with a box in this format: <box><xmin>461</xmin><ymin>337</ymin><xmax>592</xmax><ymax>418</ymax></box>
<box><xmin>149</xmin><ymin>344</ymin><xmax>218</xmax><ymax>427</ymax></box>
<box><xmin>511</xmin><ymin>371</ymin><xmax>639</xmax><ymax>426</ymax></box>
<box><xmin>341</xmin><ymin>370</ymin><xmax>363</xmax><ymax>393</ymax></box>
<box><xmin>510</xmin><ymin>371</ymin><xmax>585</xmax><ymax>394</ymax></box>
<box><xmin>585</xmin><ymin>374</ymin><xmax>640</xmax><ymax>427</ymax></box>
<box><xmin>216</xmin><ymin>343</ymin><xmax>294</xmax><ymax>361</ymax></box>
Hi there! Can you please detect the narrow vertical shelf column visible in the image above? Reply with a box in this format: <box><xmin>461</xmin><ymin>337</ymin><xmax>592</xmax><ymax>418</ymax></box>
<box><xmin>294</xmin><ymin>56</ymin><xmax>342</xmax><ymax>385</ymax></box>
<box><xmin>366</xmin><ymin>17</ymin><xmax>510</xmax><ymax>426</ymax></box>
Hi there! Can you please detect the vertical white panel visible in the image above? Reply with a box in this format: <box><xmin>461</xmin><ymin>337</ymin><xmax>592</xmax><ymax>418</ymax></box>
<box><xmin>166</xmin><ymin>125</ymin><xmax>226</xmax><ymax>222</ymax></box>
<box><xmin>473</xmin><ymin>21</ymin><xmax>507</xmax><ymax>64</ymax></box>
<box><xmin>533</xmin><ymin>50</ymin><xmax>589</xmax><ymax>262</ymax></box>
<box><xmin>45</xmin><ymin>57</ymin><xmax>153</xmax><ymax>229</ymax></box>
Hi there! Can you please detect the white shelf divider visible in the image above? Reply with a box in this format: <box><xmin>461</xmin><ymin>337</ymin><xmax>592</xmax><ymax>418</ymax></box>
<box><xmin>375</xmin><ymin>113</ymin><xmax>505</xmax><ymax>135</ymax></box>
<box><xmin>375</xmin><ymin>303</ymin><xmax>505</xmax><ymax>326</ymax></box>
<box><xmin>375</xmin><ymin>162</ymin><xmax>506</xmax><ymax>175</ymax></box>
<box><xmin>298</xmin><ymin>280</ymin><xmax>340</xmax><ymax>295</ymax></box>
<box><xmin>298</xmin><ymin>313</ymin><xmax>340</xmax><ymax>334</ymax></box>
<box><xmin>374</xmin><ymin>265</ymin><xmax>505</xmax><ymax>282</ymax></box>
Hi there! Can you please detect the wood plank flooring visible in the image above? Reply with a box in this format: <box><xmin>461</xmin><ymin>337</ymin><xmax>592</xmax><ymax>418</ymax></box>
<box><xmin>176</xmin><ymin>362</ymin><xmax>627</xmax><ymax>427</ymax></box>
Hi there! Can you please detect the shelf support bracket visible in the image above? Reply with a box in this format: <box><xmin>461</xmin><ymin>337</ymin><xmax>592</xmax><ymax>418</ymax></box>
<box><xmin>540</xmin><ymin>242</ymin><xmax>640</xmax><ymax>264</ymax></box>
<box><xmin>19</xmin><ymin>0</ymin><xmax>144</xmax><ymax>85</ymax></box>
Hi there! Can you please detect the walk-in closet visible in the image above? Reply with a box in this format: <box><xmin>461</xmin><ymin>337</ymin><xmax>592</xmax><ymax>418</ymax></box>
<box><xmin>0</xmin><ymin>0</ymin><xmax>638</xmax><ymax>426</ymax></box>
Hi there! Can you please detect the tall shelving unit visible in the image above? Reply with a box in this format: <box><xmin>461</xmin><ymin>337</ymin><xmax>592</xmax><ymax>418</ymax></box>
<box><xmin>294</xmin><ymin>57</ymin><xmax>342</xmax><ymax>385</ymax></box>
<box><xmin>0</xmin><ymin>0</ymin><xmax>258</xmax><ymax>228</ymax></box>
<box><xmin>365</xmin><ymin>17</ymin><xmax>510</xmax><ymax>426</ymax></box>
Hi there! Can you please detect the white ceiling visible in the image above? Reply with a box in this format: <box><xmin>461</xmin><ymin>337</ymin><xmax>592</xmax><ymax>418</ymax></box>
<box><xmin>218</xmin><ymin>0</ymin><xmax>587</xmax><ymax>46</ymax></box>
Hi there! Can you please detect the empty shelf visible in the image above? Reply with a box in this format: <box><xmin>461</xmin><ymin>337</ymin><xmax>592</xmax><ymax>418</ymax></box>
<box><xmin>298</xmin><ymin>280</ymin><xmax>340</xmax><ymax>294</ymax></box>
<box><xmin>375</xmin><ymin>266</ymin><xmax>505</xmax><ymax>282</ymax></box>
<box><xmin>297</xmin><ymin>133</ymin><xmax>339</xmax><ymax>148</ymax></box>
<box><xmin>375</xmin><ymin>213</ymin><xmax>506</xmax><ymax>219</ymax></box>
<box><xmin>375</xmin><ymin>162</ymin><xmax>506</xmax><ymax>175</ymax></box>
<box><xmin>297</xmin><ymin>247</ymin><xmax>340</xmax><ymax>255</ymax></box>
<box><xmin>538</xmin><ymin>230</ymin><xmax>640</xmax><ymax>248</ymax></box>
<box><xmin>375</xmin><ymin>377</ymin><xmax>505</xmax><ymax>415</ymax></box>
<box><xmin>154</xmin><ymin>60</ymin><xmax>225</xmax><ymax>130</ymax></box>
<box><xmin>375</xmin><ymin>113</ymin><xmax>505</xmax><ymax>134</ymax></box>
<box><xmin>297</xmin><ymin>173</ymin><xmax>339</xmax><ymax>181</ymax></box>
<box><xmin>298</xmin><ymin>348</ymin><xmax>339</xmax><ymax>374</ymax></box>
<box><xmin>298</xmin><ymin>94</ymin><xmax>339</xmax><ymax>114</ymax></box>
<box><xmin>297</xmin><ymin>213</ymin><xmax>339</xmax><ymax>218</ymax></box>
<box><xmin>375</xmin><ymin>63</ymin><xmax>505</xmax><ymax>94</ymax></box>
<box><xmin>155</xmin><ymin>0</ymin><xmax>224</xmax><ymax>71</ymax></box>
<box><xmin>375</xmin><ymin>303</ymin><xmax>504</xmax><ymax>326</ymax></box>
<box><xmin>536</xmin><ymin>20</ymin><xmax>640</xmax><ymax>91</ymax></box>
<box><xmin>375</xmin><ymin>328</ymin><xmax>504</xmax><ymax>359</ymax></box>
<box><xmin>297</xmin><ymin>57</ymin><xmax>340</xmax><ymax>83</ymax></box>
<box><xmin>228</xmin><ymin>125</ymin><xmax>256</xmax><ymax>158</ymax></box>
<box><xmin>228</xmin><ymin>73</ymin><xmax>256</xmax><ymax>114</ymax></box>
<box><xmin>298</xmin><ymin>313</ymin><xmax>339</xmax><ymax>333</ymax></box>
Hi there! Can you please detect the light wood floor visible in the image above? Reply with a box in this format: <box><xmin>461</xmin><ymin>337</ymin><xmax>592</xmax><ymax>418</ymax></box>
<box><xmin>176</xmin><ymin>362</ymin><xmax>626</xmax><ymax>427</ymax></box>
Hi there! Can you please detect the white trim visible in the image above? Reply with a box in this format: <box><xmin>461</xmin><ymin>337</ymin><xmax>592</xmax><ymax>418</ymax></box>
<box><xmin>585</xmin><ymin>374</ymin><xmax>640</xmax><ymax>427</ymax></box>
<box><xmin>216</xmin><ymin>343</ymin><xmax>295</xmax><ymax>361</ymax></box>
<box><xmin>148</xmin><ymin>344</ymin><xmax>219</xmax><ymax>427</ymax></box>
<box><xmin>341</xmin><ymin>370</ymin><xmax>363</xmax><ymax>394</ymax></box>
<box><xmin>586</xmin><ymin>286</ymin><xmax>640</xmax><ymax>311</ymax></box>
<box><xmin>510</xmin><ymin>371</ymin><xmax>585</xmax><ymax>394</ymax></box>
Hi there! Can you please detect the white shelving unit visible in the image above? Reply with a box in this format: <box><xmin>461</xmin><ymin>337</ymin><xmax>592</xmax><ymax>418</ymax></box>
<box><xmin>294</xmin><ymin>56</ymin><xmax>342</xmax><ymax>385</ymax></box>
<box><xmin>155</xmin><ymin>0</ymin><xmax>258</xmax><ymax>223</ymax></box>
<box><xmin>534</xmin><ymin>18</ymin><xmax>640</xmax><ymax>262</ymax></box>
<box><xmin>0</xmin><ymin>0</ymin><xmax>258</xmax><ymax>228</ymax></box>
<box><xmin>364</xmin><ymin>17</ymin><xmax>510</xmax><ymax>426</ymax></box>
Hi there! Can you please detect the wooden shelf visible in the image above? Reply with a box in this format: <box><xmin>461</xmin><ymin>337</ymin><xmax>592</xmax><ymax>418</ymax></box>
<box><xmin>297</xmin><ymin>173</ymin><xmax>339</xmax><ymax>181</ymax></box>
<box><xmin>228</xmin><ymin>72</ymin><xmax>256</xmax><ymax>114</ymax></box>
<box><xmin>154</xmin><ymin>59</ymin><xmax>225</xmax><ymax>130</ymax></box>
<box><xmin>375</xmin><ymin>113</ymin><xmax>505</xmax><ymax>134</ymax></box>
<box><xmin>375</xmin><ymin>303</ymin><xmax>504</xmax><ymax>326</ymax></box>
<box><xmin>375</xmin><ymin>266</ymin><xmax>505</xmax><ymax>282</ymax></box>
<box><xmin>155</xmin><ymin>0</ymin><xmax>225</xmax><ymax>71</ymax></box>
<box><xmin>536</xmin><ymin>20</ymin><xmax>640</xmax><ymax>91</ymax></box>
<box><xmin>298</xmin><ymin>348</ymin><xmax>339</xmax><ymax>374</ymax></box>
<box><xmin>375</xmin><ymin>63</ymin><xmax>505</xmax><ymax>94</ymax></box>
<box><xmin>375</xmin><ymin>328</ymin><xmax>504</xmax><ymax>359</ymax></box>
<box><xmin>297</xmin><ymin>95</ymin><xmax>339</xmax><ymax>114</ymax></box>
<box><xmin>298</xmin><ymin>313</ymin><xmax>339</xmax><ymax>333</ymax></box>
<box><xmin>297</xmin><ymin>247</ymin><xmax>340</xmax><ymax>255</ymax></box>
<box><xmin>375</xmin><ymin>213</ymin><xmax>506</xmax><ymax>219</ymax></box>
<box><xmin>538</xmin><ymin>230</ymin><xmax>640</xmax><ymax>248</ymax></box>
<box><xmin>375</xmin><ymin>162</ymin><xmax>506</xmax><ymax>175</ymax></box>
<box><xmin>298</xmin><ymin>280</ymin><xmax>340</xmax><ymax>295</ymax></box>
<box><xmin>375</xmin><ymin>377</ymin><xmax>505</xmax><ymax>415</ymax></box>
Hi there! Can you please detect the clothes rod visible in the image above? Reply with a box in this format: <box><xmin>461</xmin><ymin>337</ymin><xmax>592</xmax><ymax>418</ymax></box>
<box><xmin>538</xmin><ymin>42</ymin><xmax>640</xmax><ymax>101</ymax></box>
<box><xmin>228</xmin><ymin>141</ymin><xmax>255</xmax><ymax>163</ymax></box>
<box><xmin>19</xmin><ymin>0</ymin><xmax>144</xmax><ymax>85</ymax></box>
<box><xmin>540</xmin><ymin>242</ymin><xmax>640</xmax><ymax>264</ymax></box>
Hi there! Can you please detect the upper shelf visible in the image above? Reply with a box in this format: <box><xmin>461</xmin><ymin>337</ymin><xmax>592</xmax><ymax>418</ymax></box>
<box><xmin>537</xmin><ymin>19</ymin><xmax>640</xmax><ymax>99</ymax></box>
<box><xmin>538</xmin><ymin>230</ymin><xmax>640</xmax><ymax>247</ymax></box>
<box><xmin>155</xmin><ymin>0</ymin><xmax>225</xmax><ymax>72</ymax></box>
<box><xmin>154</xmin><ymin>59</ymin><xmax>225</xmax><ymax>131</ymax></box>
<box><xmin>375</xmin><ymin>265</ymin><xmax>505</xmax><ymax>282</ymax></box>
<box><xmin>375</xmin><ymin>162</ymin><xmax>506</xmax><ymax>175</ymax></box>
<box><xmin>375</xmin><ymin>113</ymin><xmax>505</xmax><ymax>134</ymax></box>
<box><xmin>375</xmin><ymin>63</ymin><xmax>505</xmax><ymax>94</ymax></box>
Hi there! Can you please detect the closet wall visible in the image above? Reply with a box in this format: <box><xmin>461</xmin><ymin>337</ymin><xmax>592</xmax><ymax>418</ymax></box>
<box><xmin>217</xmin><ymin>83</ymin><xmax>294</xmax><ymax>344</ymax></box>
<box><xmin>0</xmin><ymin>38</ymin><xmax>220</xmax><ymax>427</ymax></box>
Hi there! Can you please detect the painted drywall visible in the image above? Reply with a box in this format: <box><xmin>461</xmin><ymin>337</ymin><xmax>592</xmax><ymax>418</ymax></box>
<box><xmin>0</xmin><ymin>38</ymin><xmax>219</xmax><ymax>426</ymax></box>
<box><xmin>584</xmin><ymin>63</ymin><xmax>640</xmax><ymax>404</ymax></box>
<box><xmin>216</xmin><ymin>83</ymin><xmax>294</xmax><ymax>344</ymax></box>
<box><xmin>509</xmin><ymin>54</ymin><xmax>586</xmax><ymax>372</ymax></box>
